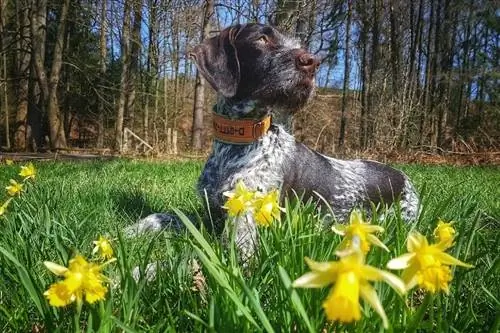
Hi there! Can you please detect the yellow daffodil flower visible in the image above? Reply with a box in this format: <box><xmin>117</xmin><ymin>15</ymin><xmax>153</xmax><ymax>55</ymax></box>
<box><xmin>0</xmin><ymin>198</ymin><xmax>13</xmax><ymax>216</ymax></box>
<box><xmin>19</xmin><ymin>162</ymin><xmax>36</xmax><ymax>180</ymax></box>
<box><xmin>387</xmin><ymin>231</ymin><xmax>473</xmax><ymax>294</ymax></box>
<box><xmin>44</xmin><ymin>254</ymin><xmax>115</xmax><ymax>307</ymax></box>
<box><xmin>433</xmin><ymin>219</ymin><xmax>455</xmax><ymax>248</ymax></box>
<box><xmin>252</xmin><ymin>189</ymin><xmax>284</xmax><ymax>227</ymax></box>
<box><xmin>222</xmin><ymin>180</ymin><xmax>255</xmax><ymax>217</ymax></box>
<box><xmin>6</xmin><ymin>179</ymin><xmax>23</xmax><ymax>196</ymax></box>
<box><xmin>293</xmin><ymin>249</ymin><xmax>405</xmax><ymax>328</ymax></box>
<box><xmin>332</xmin><ymin>210</ymin><xmax>389</xmax><ymax>254</ymax></box>
<box><xmin>92</xmin><ymin>236</ymin><xmax>114</xmax><ymax>260</ymax></box>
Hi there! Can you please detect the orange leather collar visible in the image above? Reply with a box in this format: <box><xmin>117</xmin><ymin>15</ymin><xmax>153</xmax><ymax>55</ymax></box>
<box><xmin>212</xmin><ymin>113</ymin><xmax>272</xmax><ymax>144</ymax></box>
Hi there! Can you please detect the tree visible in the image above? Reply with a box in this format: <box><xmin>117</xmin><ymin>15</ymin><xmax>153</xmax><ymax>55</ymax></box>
<box><xmin>338</xmin><ymin>0</ymin><xmax>351</xmax><ymax>150</ymax></box>
<box><xmin>191</xmin><ymin>0</ymin><xmax>214</xmax><ymax>152</ymax></box>
<box><xmin>31</xmin><ymin>0</ymin><xmax>69</xmax><ymax>149</ymax></box>
<box><xmin>127</xmin><ymin>0</ymin><xmax>142</xmax><ymax>132</ymax></box>
<box><xmin>144</xmin><ymin>0</ymin><xmax>160</xmax><ymax>144</ymax></box>
<box><xmin>115</xmin><ymin>0</ymin><xmax>131</xmax><ymax>152</ymax></box>
<box><xmin>96</xmin><ymin>0</ymin><xmax>107</xmax><ymax>148</ymax></box>
<box><xmin>0</xmin><ymin>0</ymin><xmax>10</xmax><ymax>149</ymax></box>
<box><xmin>13</xmin><ymin>0</ymin><xmax>32</xmax><ymax>150</ymax></box>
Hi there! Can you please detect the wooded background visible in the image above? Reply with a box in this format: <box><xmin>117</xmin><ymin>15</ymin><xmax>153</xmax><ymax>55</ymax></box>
<box><xmin>0</xmin><ymin>0</ymin><xmax>498</xmax><ymax>156</ymax></box>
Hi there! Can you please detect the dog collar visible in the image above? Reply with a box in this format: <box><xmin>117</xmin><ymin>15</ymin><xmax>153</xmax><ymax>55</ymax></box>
<box><xmin>212</xmin><ymin>112</ymin><xmax>271</xmax><ymax>144</ymax></box>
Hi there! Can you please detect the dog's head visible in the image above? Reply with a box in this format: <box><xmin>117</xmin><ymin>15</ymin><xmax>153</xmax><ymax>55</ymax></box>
<box><xmin>190</xmin><ymin>23</ymin><xmax>319</xmax><ymax>115</ymax></box>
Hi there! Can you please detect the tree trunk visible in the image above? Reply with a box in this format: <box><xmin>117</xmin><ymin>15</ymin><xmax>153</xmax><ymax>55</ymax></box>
<box><xmin>358</xmin><ymin>0</ymin><xmax>369</xmax><ymax>150</ymax></box>
<box><xmin>115</xmin><ymin>0</ymin><xmax>131</xmax><ymax>152</ymax></box>
<box><xmin>429</xmin><ymin>0</ymin><xmax>442</xmax><ymax>150</ymax></box>
<box><xmin>366</xmin><ymin>0</ymin><xmax>380</xmax><ymax>148</ymax></box>
<box><xmin>436</xmin><ymin>0</ymin><xmax>454</xmax><ymax>149</ymax></box>
<box><xmin>29</xmin><ymin>0</ymin><xmax>48</xmax><ymax>151</ymax></box>
<box><xmin>144</xmin><ymin>0</ymin><xmax>159</xmax><ymax>143</ymax></box>
<box><xmin>31</xmin><ymin>0</ymin><xmax>68</xmax><ymax>149</ymax></box>
<box><xmin>13</xmin><ymin>2</ymin><xmax>31</xmax><ymax>150</ymax></box>
<box><xmin>0</xmin><ymin>0</ymin><xmax>10</xmax><ymax>149</ymax></box>
<box><xmin>46</xmin><ymin>0</ymin><xmax>69</xmax><ymax>149</ymax></box>
<box><xmin>420</xmin><ymin>0</ymin><xmax>435</xmax><ymax>147</ymax></box>
<box><xmin>97</xmin><ymin>0</ymin><xmax>107</xmax><ymax>148</ymax></box>
<box><xmin>338</xmin><ymin>0</ymin><xmax>351</xmax><ymax>149</ymax></box>
<box><xmin>389</xmin><ymin>0</ymin><xmax>400</xmax><ymax>139</ymax></box>
<box><xmin>275</xmin><ymin>0</ymin><xmax>301</xmax><ymax>33</ymax></box>
<box><xmin>127</xmin><ymin>0</ymin><xmax>142</xmax><ymax>132</ymax></box>
<box><xmin>191</xmin><ymin>0</ymin><xmax>213</xmax><ymax>151</ymax></box>
<box><xmin>172</xmin><ymin>20</ymin><xmax>180</xmax><ymax>129</ymax></box>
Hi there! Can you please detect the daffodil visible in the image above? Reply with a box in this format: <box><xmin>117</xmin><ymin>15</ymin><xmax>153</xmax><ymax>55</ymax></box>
<box><xmin>222</xmin><ymin>180</ymin><xmax>255</xmax><ymax>217</ymax></box>
<box><xmin>293</xmin><ymin>249</ymin><xmax>405</xmax><ymax>328</ymax></box>
<box><xmin>0</xmin><ymin>198</ymin><xmax>13</xmax><ymax>216</ymax></box>
<box><xmin>252</xmin><ymin>189</ymin><xmax>284</xmax><ymax>227</ymax></box>
<box><xmin>387</xmin><ymin>231</ymin><xmax>473</xmax><ymax>294</ymax></box>
<box><xmin>19</xmin><ymin>162</ymin><xmax>36</xmax><ymax>180</ymax></box>
<box><xmin>92</xmin><ymin>236</ymin><xmax>114</xmax><ymax>260</ymax></box>
<box><xmin>44</xmin><ymin>254</ymin><xmax>115</xmax><ymax>307</ymax></box>
<box><xmin>433</xmin><ymin>219</ymin><xmax>455</xmax><ymax>248</ymax></box>
<box><xmin>332</xmin><ymin>210</ymin><xmax>389</xmax><ymax>254</ymax></box>
<box><xmin>6</xmin><ymin>179</ymin><xmax>23</xmax><ymax>196</ymax></box>
<box><xmin>5</xmin><ymin>159</ymin><xmax>14</xmax><ymax>165</ymax></box>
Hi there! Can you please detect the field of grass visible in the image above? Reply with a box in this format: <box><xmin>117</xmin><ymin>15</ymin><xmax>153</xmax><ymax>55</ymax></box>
<box><xmin>0</xmin><ymin>159</ymin><xmax>498</xmax><ymax>332</ymax></box>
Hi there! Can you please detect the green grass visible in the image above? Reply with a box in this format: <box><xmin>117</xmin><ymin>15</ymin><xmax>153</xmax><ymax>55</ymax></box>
<box><xmin>0</xmin><ymin>159</ymin><xmax>498</xmax><ymax>332</ymax></box>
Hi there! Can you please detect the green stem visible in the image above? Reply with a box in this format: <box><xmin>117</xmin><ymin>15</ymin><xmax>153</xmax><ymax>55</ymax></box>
<box><xmin>436</xmin><ymin>295</ymin><xmax>442</xmax><ymax>330</ymax></box>
<box><xmin>74</xmin><ymin>299</ymin><xmax>83</xmax><ymax>333</ymax></box>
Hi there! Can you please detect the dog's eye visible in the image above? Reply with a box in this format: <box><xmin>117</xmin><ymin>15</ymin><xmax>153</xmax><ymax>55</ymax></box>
<box><xmin>256</xmin><ymin>36</ymin><xmax>269</xmax><ymax>45</ymax></box>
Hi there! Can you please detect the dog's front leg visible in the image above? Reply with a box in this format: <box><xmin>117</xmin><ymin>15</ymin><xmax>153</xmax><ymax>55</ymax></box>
<box><xmin>124</xmin><ymin>213</ymin><xmax>185</xmax><ymax>237</ymax></box>
<box><xmin>226</xmin><ymin>212</ymin><xmax>259</xmax><ymax>264</ymax></box>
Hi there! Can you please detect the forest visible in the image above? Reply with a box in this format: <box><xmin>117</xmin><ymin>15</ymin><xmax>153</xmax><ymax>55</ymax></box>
<box><xmin>0</xmin><ymin>0</ymin><xmax>498</xmax><ymax>156</ymax></box>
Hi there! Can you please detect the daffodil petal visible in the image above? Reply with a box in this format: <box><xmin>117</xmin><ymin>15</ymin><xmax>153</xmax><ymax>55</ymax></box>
<box><xmin>293</xmin><ymin>271</ymin><xmax>335</xmax><ymax>288</ymax></box>
<box><xmin>366</xmin><ymin>234</ymin><xmax>389</xmax><ymax>252</ymax></box>
<box><xmin>400</xmin><ymin>263</ymin><xmax>416</xmax><ymax>280</ymax></box>
<box><xmin>435</xmin><ymin>239</ymin><xmax>454</xmax><ymax>251</ymax></box>
<box><xmin>331</xmin><ymin>224</ymin><xmax>346</xmax><ymax>235</ymax></box>
<box><xmin>387</xmin><ymin>253</ymin><xmax>415</xmax><ymax>270</ymax></box>
<box><xmin>435</xmin><ymin>252</ymin><xmax>474</xmax><ymax>268</ymax></box>
<box><xmin>361</xmin><ymin>225</ymin><xmax>385</xmax><ymax>233</ymax></box>
<box><xmin>222</xmin><ymin>191</ymin><xmax>235</xmax><ymax>198</ymax></box>
<box><xmin>379</xmin><ymin>270</ymin><xmax>407</xmax><ymax>295</ymax></box>
<box><xmin>338</xmin><ymin>248</ymin><xmax>365</xmax><ymax>265</ymax></box>
<box><xmin>336</xmin><ymin>237</ymin><xmax>349</xmax><ymax>251</ymax></box>
<box><xmin>100</xmin><ymin>257</ymin><xmax>117</xmax><ymax>268</ymax></box>
<box><xmin>349</xmin><ymin>210</ymin><xmax>364</xmax><ymax>224</ymax></box>
<box><xmin>404</xmin><ymin>272</ymin><xmax>419</xmax><ymax>291</ymax></box>
<box><xmin>359</xmin><ymin>266</ymin><xmax>406</xmax><ymax>295</ymax></box>
<box><xmin>44</xmin><ymin>261</ymin><xmax>69</xmax><ymax>276</ymax></box>
<box><xmin>407</xmin><ymin>232</ymin><xmax>427</xmax><ymax>252</ymax></box>
<box><xmin>304</xmin><ymin>257</ymin><xmax>338</xmax><ymax>273</ymax></box>
<box><xmin>360</xmin><ymin>283</ymin><xmax>389</xmax><ymax>329</ymax></box>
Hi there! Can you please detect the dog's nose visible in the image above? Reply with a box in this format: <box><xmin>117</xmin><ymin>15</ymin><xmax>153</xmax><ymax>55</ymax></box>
<box><xmin>295</xmin><ymin>51</ymin><xmax>319</xmax><ymax>73</ymax></box>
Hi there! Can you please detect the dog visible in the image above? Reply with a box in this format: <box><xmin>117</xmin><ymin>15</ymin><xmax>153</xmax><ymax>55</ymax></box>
<box><xmin>126</xmin><ymin>23</ymin><xmax>419</xmax><ymax>260</ymax></box>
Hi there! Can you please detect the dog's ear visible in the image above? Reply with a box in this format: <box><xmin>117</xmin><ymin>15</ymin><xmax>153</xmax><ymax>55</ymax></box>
<box><xmin>190</xmin><ymin>26</ymin><xmax>241</xmax><ymax>98</ymax></box>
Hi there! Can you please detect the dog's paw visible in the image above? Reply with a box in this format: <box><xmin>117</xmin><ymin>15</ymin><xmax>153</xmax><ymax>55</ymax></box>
<box><xmin>131</xmin><ymin>262</ymin><xmax>159</xmax><ymax>282</ymax></box>
<box><xmin>124</xmin><ymin>213</ymin><xmax>183</xmax><ymax>237</ymax></box>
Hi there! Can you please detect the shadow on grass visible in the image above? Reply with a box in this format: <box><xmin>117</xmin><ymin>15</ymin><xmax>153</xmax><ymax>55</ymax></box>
<box><xmin>111</xmin><ymin>188</ymin><xmax>163</xmax><ymax>219</ymax></box>
<box><xmin>110</xmin><ymin>187</ymin><xmax>203</xmax><ymax>229</ymax></box>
